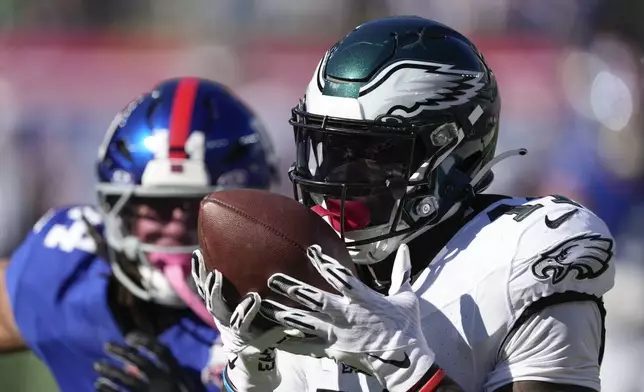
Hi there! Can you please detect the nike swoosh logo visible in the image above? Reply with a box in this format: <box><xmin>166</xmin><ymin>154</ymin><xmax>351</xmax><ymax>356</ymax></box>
<box><xmin>228</xmin><ymin>356</ymin><xmax>238</xmax><ymax>370</ymax></box>
<box><xmin>367</xmin><ymin>352</ymin><xmax>410</xmax><ymax>369</ymax></box>
<box><xmin>545</xmin><ymin>209</ymin><xmax>578</xmax><ymax>229</ymax></box>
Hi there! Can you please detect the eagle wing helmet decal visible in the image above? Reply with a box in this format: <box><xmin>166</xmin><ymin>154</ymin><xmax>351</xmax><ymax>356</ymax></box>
<box><xmin>316</xmin><ymin>59</ymin><xmax>486</xmax><ymax>119</ymax></box>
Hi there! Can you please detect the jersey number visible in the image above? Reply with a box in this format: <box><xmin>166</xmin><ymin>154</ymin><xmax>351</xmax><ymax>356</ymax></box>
<box><xmin>43</xmin><ymin>207</ymin><xmax>102</xmax><ymax>253</ymax></box>
<box><xmin>487</xmin><ymin>195</ymin><xmax>581</xmax><ymax>222</ymax></box>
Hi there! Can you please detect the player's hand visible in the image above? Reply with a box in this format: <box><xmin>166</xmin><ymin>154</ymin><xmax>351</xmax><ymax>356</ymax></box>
<box><xmin>191</xmin><ymin>249</ymin><xmax>297</xmax><ymax>392</ymax></box>
<box><xmin>261</xmin><ymin>244</ymin><xmax>435</xmax><ymax>392</ymax></box>
<box><xmin>93</xmin><ymin>332</ymin><xmax>198</xmax><ymax>392</ymax></box>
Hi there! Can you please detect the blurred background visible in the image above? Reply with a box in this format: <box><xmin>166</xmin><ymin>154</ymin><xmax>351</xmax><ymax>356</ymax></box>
<box><xmin>0</xmin><ymin>0</ymin><xmax>642</xmax><ymax>390</ymax></box>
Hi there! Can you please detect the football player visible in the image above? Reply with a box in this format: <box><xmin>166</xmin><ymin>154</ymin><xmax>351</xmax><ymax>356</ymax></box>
<box><xmin>0</xmin><ymin>77</ymin><xmax>278</xmax><ymax>391</ymax></box>
<box><xmin>191</xmin><ymin>16</ymin><xmax>615</xmax><ymax>392</ymax></box>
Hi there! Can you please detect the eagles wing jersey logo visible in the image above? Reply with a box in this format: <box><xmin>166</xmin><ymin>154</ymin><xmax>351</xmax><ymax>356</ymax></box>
<box><xmin>531</xmin><ymin>233</ymin><xmax>613</xmax><ymax>285</ymax></box>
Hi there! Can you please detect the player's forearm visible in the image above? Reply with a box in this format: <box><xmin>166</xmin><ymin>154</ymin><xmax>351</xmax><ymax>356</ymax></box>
<box><xmin>0</xmin><ymin>331</ymin><xmax>26</xmax><ymax>353</ymax></box>
<box><xmin>0</xmin><ymin>259</ymin><xmax>26</xmax><ymax>352</ymax></box>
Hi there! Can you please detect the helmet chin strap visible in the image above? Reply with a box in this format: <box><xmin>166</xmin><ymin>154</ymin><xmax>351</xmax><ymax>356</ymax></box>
<box><xmin>345</xmin><ymin>225</ymin><xmax>406</xmax><ymax>264</ymax></box>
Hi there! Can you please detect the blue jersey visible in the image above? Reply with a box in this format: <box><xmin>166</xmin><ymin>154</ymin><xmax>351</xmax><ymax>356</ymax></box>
<box><xmin>5</xmin><ymin>206</ymin><xmax>220</xmax><ymax>392</ymax></box>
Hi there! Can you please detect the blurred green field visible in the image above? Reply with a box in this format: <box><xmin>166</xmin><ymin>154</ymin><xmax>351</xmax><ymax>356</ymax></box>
<box><xmin>0</xmin><ymin>351</ymin><xmax>58</xmax><ymax>391</ymax></box>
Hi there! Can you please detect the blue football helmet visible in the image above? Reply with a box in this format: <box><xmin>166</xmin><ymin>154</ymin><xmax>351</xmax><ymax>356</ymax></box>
<box><xmin>96</xmin><ymin>77</ymin><xmax>277</xmax><ymax>325</ymax></box>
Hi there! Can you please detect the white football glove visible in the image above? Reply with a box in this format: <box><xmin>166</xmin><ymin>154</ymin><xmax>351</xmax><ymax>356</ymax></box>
<box><xmin>191</xmin><ymin>250</ymin><xmax>291</xmax><ymax>392</ymax></box>
<box><xmin>261</xmin><ymin>244</ymin><xmax>435</xmax><ymax>392</ymax></box>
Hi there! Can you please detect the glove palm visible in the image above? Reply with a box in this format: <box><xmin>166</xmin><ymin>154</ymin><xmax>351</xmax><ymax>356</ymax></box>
<box><xmin>262</xmin><ymin>244</ymin><xmax>435</xmax><ymax>392</ymax></box>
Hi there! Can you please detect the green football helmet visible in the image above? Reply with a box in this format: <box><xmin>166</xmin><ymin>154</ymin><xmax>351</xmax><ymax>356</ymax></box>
<box><xmin>289</xmin><ymin>16</ymin><xmax>525</xmax><ymax>268</ymax></box>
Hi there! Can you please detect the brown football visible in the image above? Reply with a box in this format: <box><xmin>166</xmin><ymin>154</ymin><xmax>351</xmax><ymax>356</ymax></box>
<box><xmin>197</xmin><ymin>189</ymin><xmax>355</xmax><ymax>329</ymax></box>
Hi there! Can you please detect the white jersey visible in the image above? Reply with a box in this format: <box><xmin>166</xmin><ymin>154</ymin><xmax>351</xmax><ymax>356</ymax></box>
<box><xmin>273</xmin><ymin>195</ymin><xmax>615</xmax><ymax>392</ymax></box>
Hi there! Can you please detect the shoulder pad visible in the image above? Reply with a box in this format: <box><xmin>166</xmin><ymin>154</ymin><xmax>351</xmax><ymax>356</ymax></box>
<box><xmin>495</xmin><ymin>195</ymin><xmax>615</xmax><ymax>317</ymax></box>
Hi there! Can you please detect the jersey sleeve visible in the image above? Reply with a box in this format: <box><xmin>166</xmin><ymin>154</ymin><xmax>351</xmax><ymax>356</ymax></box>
<box><xmin>5</xmin><ymin>205</ymin><xmax>103</xmax><ymax>355</ymax></box>
<box><xmin>484</xmin><ymin>301</ymin><xmax>603</xmax><ymax>391</ymax></box>
<box><xmin>508</xmin><ymin>200</ymin><xmax>615</xmax><ymax>318</ymax></box>
<box><xmin>484</xmin><ymin>196</ymin><xmax>614</xmax><ymax>389</ymax></box>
